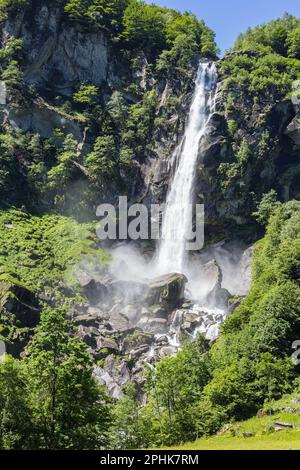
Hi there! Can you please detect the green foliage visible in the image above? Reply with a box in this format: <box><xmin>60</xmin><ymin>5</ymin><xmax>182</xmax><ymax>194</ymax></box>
<box><xmin>0</xmin><ymin>356</ymin><xmax>32</xmax><ymax>449</ymax></box>
<box><xmin>47</xmin><ymin>134</ymin><xmax>79</xmax><ymax>195</ymax></box>
<box><xmin>286</xmin><ymin>28</ymin><xmax>300</xmax><ymax>59</ymax></box>
<box><xmin>24</xmin><ymin>307</ymin><xmax>111</xmax><ymax>449</ymax></box>
<box><xmin>73</xmin><ymin>85</ymin><xmax>98</xmax><ymax>106</ymax></box>
<box><xmin>2</xmin><ymin>60</ymin><xmax>22</xmax><ymax>89</ymax></box>
<box><xmin>85</xmin><ymin>135</ymin><xmax>118</xmax><ymax>191</ymax></box>
<box><xmin>64</xmin><ymin>0</ymin><xmax>129</xmax><ymax>33</ymax></box>
<box><xmin>122</xmin><ymin>1</ymin><xmax>166</xmax><ymax>57</ymax></box>
<box><xmin>253</xmin><ymin>190</ymin><xmax>281</xmax><ymax>225</ymax></box>
<box><xmin>0</xmin><ymin>209</ymin><xmax>109</xmax><ymax>292</ymax></box>
<box><xmin>141</xmin><ymin>335</ymin><xmax>211</xmax><ymax>446</ymax></box>
<box><xmin>234</xmin><ymin>15</ymin><xmax>300</xmax><ymax>58</ymax></box>
<box><xmin>109</xmin><ymin>383</ymin><xmax>147</xmax><ymax>449</ymax></box>
<box><xmin>0</xmin><ymin>37</ymin><xmax>23</xmax><ymax>63</ymax></box>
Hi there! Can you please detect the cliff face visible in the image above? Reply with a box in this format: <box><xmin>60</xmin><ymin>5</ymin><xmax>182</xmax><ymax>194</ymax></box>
<box><xmin>197</xmin><ymin>74</ymin><xmax>299</xmax><ymax>240</ymax></box>
<box><xmin>0</xmin><ymin>0</ymin><xmax>201</xmax><ymax>217</ymax></box>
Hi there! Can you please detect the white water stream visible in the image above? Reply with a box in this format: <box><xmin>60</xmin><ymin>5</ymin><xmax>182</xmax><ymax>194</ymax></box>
<box><xmin>156</xmin><ymin>62</ymin><xmax>217</xmax><ymax>276</ymax></box>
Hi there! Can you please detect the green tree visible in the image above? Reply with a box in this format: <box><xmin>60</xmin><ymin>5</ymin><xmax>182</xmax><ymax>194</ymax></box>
<box><xmin>122</xmin><ymin>1</ymin><xmax>166</xmax><ymax>57</ymax></box>
<box><xmin>145</xmin><ymin>335</ymin><xmax>211</xmax><ymax>445</ymax></box>
<box><xmin>85</xmin><ymin>135</ymin><xmax>118</xmax><ymax>191</ymax></box>
<box><xmin>109</xmin><ymin>383</ymin><xmax>145</xmax><ymax>449</ymax></box>
<box><xmin>0</xmin><ymin>356</ymin><xmax>32</xmax><ymax>450</ymax></box>
<box><xmin>73</xmin><ymin>84</ymin><xmax>98</xmax><ymax>106</ymax></box>
<box><xmin>253</xmin><ymin>190</ymin><xmax>280</xmax><ymax>225</ymax></box>
<box><xmin>286</xmin><ymin>28</ymin><xmax>300</xmax><ymax>59</ymax></box>
<box><xmin>25</xmin><ymin>307</ymin><xmax>111</xmax><ymax>449</ymax></box>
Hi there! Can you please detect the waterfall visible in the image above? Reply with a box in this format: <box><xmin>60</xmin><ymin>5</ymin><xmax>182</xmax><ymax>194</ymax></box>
<box><xmin>156</xmin><ymin>62</ymin><xmax>217</xmax><ymax>275</ymax></box>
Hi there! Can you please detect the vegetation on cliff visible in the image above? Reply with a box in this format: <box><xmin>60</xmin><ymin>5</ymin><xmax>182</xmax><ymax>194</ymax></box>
<box><xmin>0</xmin><ymin>0</ymin><xmax>217</xmax><ymax>216</ymax></box>
<box><xmin>211</xmin><ymin>15</ymin><xmax>300</xmax><ymax>234</ymax></box>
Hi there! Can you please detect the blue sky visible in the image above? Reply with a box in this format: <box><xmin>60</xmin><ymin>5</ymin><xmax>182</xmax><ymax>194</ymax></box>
<box><xmin>146</xmin><ymin>0</ymin><xmax>300</xmax><ymax>54</ymax></box>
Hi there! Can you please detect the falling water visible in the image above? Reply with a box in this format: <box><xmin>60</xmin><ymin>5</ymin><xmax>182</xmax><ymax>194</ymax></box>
<box><xmin>156</xmin><ymin>62</ymin><xmax>217</xmax><ymax>275</ymax></box>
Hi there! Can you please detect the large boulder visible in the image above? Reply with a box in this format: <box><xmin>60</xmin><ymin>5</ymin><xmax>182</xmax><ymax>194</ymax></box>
<box><xmin>0</xmin><ymin>278</ymin><xmax>41</xmax><ymax>357</ymax></box>
<box><xmin>146</xmin><ymin>273</ymin><xmax>187</xmax><ymax>309</ymax></box>
<box><xmin>202</xmin><ymin>260</ymin><xmax>232</xmax><ymax>309</ymax></box>
<box><xmin>0</xmin><ymin>279</ymin><xmax>40</xmax><ymax>328</ymax></box>
<box><xmin>285</xmin><ymin>116</ymin><xmax>300</xmax><ymax>147</ymax></box>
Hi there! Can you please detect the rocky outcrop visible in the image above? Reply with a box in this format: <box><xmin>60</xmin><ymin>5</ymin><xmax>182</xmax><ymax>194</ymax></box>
<box><xmin>3</xmin><ymin>95</ymin><xmax>85</xmax><ymax>140</ymax></box>
<box><xmin>0</xmin><ymin>279</ymin><xmax>40</xmax><ymax>328</ymax></box>
<box><xmin>285</xmin><ymin>117</ymin><xmax>300</xmax><ymax>147</ymax></box>
<box><xmin>145</xmin><ymin>273</ymin><xmax>187</xmax><ymax>309</ymax></box>
<box><xmin>4</xmin><ymin>3</ymin><xmax>109</xmax><ymax>94</ymax></box>
<box><xmin>0</xmin><ymin>278</ymin><xmax>41</xmax><ymax>356</ymax></box>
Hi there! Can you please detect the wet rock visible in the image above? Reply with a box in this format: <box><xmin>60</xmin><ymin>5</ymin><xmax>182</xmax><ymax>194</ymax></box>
<box><xmin>146</xmin><ymin>273</ymin><xmax>187</xmax><ymax>309</ymax></box>
<box><xmin>122</xmin><ymin>304</ymin><xmax>141</xmax><ymax>323</ymax></box>
<box><xmin>155</xmin><ymin>335</ymin><xmax>169</xmax><ymax>345</ymax></box>
<box><xmin>148</xmin><ymin>304</ymin><xmax>169</xmax><ymax>319</ymax></box>
<box><xmin>94</xmin><ymin>356</ymin><xmax>131</xmax><ymax>398</ymax></box>
<box><xmin>206</xmin><ymin>282</ymin><xmax>232</xmax><ymax>310</ymax></box>
<box><xmin>137</xmin><ymin>317</ymin><xmax>168</xmax><ymax>335</ymax></box>
<box><xmin>206</xmin><ymin>324</ymin><xmax>220</xmax><ymax>342</ymax></box>
<box><xmin>80</xmin><ymin>279</ymin><xmax>109</xmax><ymax>306</ymax></box>
<box><xmin>108</xmin><ymin>309</ymin><xmax>132</xmax><ymax>332</ymax></box>
<box><xmin>199</xmin><ymin>113</ymin><xmax>229</xmax><ymax>167</ymax></box>
<box><xmin>285</xmin><ymin>116</ymin><xmax>300</xmax><ymax>146</ymax></box>
<box><xmin>77</xmin><ymin>325</ymin><xmax>98</xmax><ymax>349</ymax></box>
<box><xmin>93</xmin><ymin>367</ymin><xmax>123</xmax><ymax>400</ymax></box>
<box><xmin>96</xmin><ymin>336</ymin><xmax>119</xmax><ymax>354</ymax></box>
<box><xmin>121</xmin><ymin>332</ymin><xmax>154</xmax><ymax>354</ymax></box>
<box><xmin>159</xmin><ymin>346</ymin><xmax>178</xmax><ymax>357</ymax></box>
<box><xmin>73</xmin><ymin>313</ymin><xmax>102</xmax><ymax>327</ymax></box>
<box><xmin>181</xmin><ymin>312</ymin><xmax>201</xmax><ymax>334</ymax></box>
<box><xmin>129</xmin><ymin>345</ymin><xmax>150</xmax><ymax>360</ymax></box>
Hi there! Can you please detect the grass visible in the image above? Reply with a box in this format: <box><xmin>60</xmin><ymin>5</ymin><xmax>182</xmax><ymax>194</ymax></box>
<box><xmin>171</xmin><ymin>430</ymin><xmax>300</xmax><ymax>450</ymax></box>
<box><xmin>164</xmin><ymin>394</ymin><xmax>300</xmax><ymax>450</ymax></box>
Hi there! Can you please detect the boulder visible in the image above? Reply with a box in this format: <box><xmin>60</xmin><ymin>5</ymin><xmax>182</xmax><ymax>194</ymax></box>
<box><xmin>121</xmin><ymin>332</ymin><xmax>154</xmax><ymax>354</ymax></box>
<box><xmin>202</xmin><ymin>259</ymin><xmax>223</xmax><ymax>289</ymax></box>
<box><xmin>136</xmin><ymin>317</ymin><xmax>168</xmax><ymax>335</ymax></box>
<box><xmin>77</xmin><ymin>325</ymin><xmax>98</xmax><ymax>349</ymax></box>
<box><xmin>129</xmin><ymin>345</ymin><xmax>150</xmax><ymax>360</ymax></box>
<box><xmin>108</xmin><ymin>307</ymin><xmax>132</xmax><ymax>332</ymax></box>
<box><xmin>159</xmin><ymin>346</ymin><xmax>177</xmax><ymax>358</ymax></box>
<box><xmin>146</xmin><ymin>273</ymin><xmax>187</xmax><ymax>309</ymax></box>
<box><xmin>285</xmin><ymin>117</ymin><xmax>300</xmax><ymax>146</ymax></box>
<box><xmin>0</xmin><ymin>279</ymin><xmax>40</xmax><ymax>329</ymax></box>
<box><xmin>202</xmin><ymin>259</ymin><xmax>232</xmax><ymax>309</ymax></box>
<box><xmin>73</xmin><ymin>312</ymin><xmax>104</xmax><ymax>327</ymax></box>
<box><xmin>80</xmin><ymin>279</ymin><xmax>109</xmax><ymax>306</ymax></box>
<box><xmin>96</xmin><ymin>336</ymin><xmax>119</xmax><ymax>354</ymax></box>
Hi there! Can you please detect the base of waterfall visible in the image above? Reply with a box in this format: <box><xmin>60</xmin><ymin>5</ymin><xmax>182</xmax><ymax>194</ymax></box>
<box><xmin>70</xmin><ymin>241</ymin><xmax>253</xmax><ymax>399</ymax></box>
